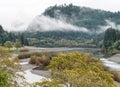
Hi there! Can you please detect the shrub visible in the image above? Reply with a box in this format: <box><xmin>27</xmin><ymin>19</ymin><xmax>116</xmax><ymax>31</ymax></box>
<box><xmin>18</xmin><ymin>52</ymin><xmax>55</xmax><ymax>59</ymax></box>
<box><xmin>46</xmin><ymin>52</ymin><xmax>116</xmax><ymax>87</ymax></box>
<box><xmin>0</xmin><ymin>46</ymin><xmax>11</xmax><ymax>58</ymax></box>
<box><xmin>0</xmin><ymin>46</ymin><xmax>23</xmax><ymax>86</ymax></box>
<box><xmin>29</xmin><ymin>56</ymin><xmax>36</xmax><ymax>64</ymax></box>
<box><xmin>18</xmin><ymin>53</ymin><xmax>31</xmax><ymax>59</ymax></box>
<box><xmin>29</xmin><ymin>55</ymin><xmax>50</xmax><ymax>66</ymax></box>
<box><xmin>112</xmin><ymin>71</ymin><xmax>120</xmax><ymax>82</ymax></box>
<box><xmin>19</xmin><ymin>48</ymin><xmax>29</xmax><ymax>52</ymax></box>
<box><xmin>31</xmin><ymin>52</ymin><xmax>43</xmax><ymax>57</ymax></box>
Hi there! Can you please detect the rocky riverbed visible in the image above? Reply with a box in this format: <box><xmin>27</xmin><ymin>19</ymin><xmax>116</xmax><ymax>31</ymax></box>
<box><xmin>19</xmin><ymin>58</ymin><xmax>50</xmax><ymax>84</ymax></box>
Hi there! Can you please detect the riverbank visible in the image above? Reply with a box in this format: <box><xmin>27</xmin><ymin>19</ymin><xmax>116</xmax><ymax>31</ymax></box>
<box><xmin>108</xmin><ymin>54</ymin><xmax>120</xmax><ymax>63</ymax></box>
<box><xmin>101</xmin><ymin>54</ymin><xmax>120</xmax><ymax>71</ymax></box>
<box><xmin>19</xmin><ymin>58</ymin><xmax>50</xmax><ymax>84</ymax></box>
<box><xmin>100</xmin><ymin>54</ymin><xmax>120</xmax><ymax>87</ymax></box>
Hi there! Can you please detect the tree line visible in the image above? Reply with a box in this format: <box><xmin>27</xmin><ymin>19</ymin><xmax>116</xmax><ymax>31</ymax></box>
<box><xmin>0</xmin><ymin>25</ymin><xmax>29</xmax><ymax>46</ymax></box>
<box><xmin>102</xmin><ymin>28</ymin><xmax>120</xmax><ymax>55</ymax></box>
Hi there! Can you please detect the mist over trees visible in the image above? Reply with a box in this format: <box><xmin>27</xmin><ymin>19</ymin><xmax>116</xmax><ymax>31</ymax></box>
<box><xmin>43</xmin><ymin>4</ymin><xmax>120</xmax><ymax>30</ymax></box>
<box><xmin>25</xmin><ymin>4</ymin><xmax>120</xmax><ymax>47</ymax></box>
<box><xmin>1</xmin><ymin>4</ymin><xmax>120</xmax><ymax>47</ymax></box>
<box><xmin>0</xmin><ymin>25</ymin><xmax>28</xmax><ymax>46</ymax></box>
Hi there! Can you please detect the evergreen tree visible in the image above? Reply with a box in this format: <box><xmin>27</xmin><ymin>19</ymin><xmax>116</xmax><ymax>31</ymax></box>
<box><xmin>103</xmin><ymin>28</ymin><xmax>116</xmax><ymax>49</ymax></box>
<box><xmin>15</xmin><ymin>40</ymin><xmax>21</xmax><ymax>50</ymax></box>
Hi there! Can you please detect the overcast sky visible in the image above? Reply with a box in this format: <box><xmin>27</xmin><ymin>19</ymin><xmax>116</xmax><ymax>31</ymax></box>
<box><xmin>0</xmin><ymin>0</ymin><xmax>120</xmax><ymax>31</ymax></box>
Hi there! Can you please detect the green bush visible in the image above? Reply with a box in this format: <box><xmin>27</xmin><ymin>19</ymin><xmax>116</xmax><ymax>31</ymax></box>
<box><xmin>0</xmin><ymin>71</ymin><xmax>9</xmax><ymax>87</ymax></box>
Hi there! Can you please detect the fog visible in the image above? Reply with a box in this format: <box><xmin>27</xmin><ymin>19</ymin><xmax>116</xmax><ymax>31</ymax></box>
<box><xmin>1</xmin><ymin>0</ymin><xmax>120</xmax><ymax>32</ymax></box>
<box><xmin>98</xmin><ymin>20</ymin><xmax>120</xmax><ymax>33</ymax></box>
<box><xmin>27</xmin><ymin>15</ymin><xmax>89</xmax><ymax>32</ymax></box>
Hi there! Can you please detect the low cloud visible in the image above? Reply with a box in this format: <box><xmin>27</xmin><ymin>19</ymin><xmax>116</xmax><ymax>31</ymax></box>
<box><xmin>27</xmin><ymin>15</ymin><xmax>89</xmax><ymax>32</ymax></box>
<box><xmin>98</xmin><ymin>20</ymin><xmax>120</xmax><ymax>33</ymax></box>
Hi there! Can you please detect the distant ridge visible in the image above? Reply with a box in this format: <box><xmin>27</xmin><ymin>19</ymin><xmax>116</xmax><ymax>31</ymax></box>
<box><xmin>27</xmin><ymin>4</ymin><xmax>120</xmax><ymax>32</ymax></box>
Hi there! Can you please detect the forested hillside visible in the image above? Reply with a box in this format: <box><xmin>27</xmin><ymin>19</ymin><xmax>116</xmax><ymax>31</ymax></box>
<box><xmin>21</xmin><ymin>4</ymin><xmax>120</xmax><ymax>47</ymax></box>
<box><xmin>43</xmin><ymin>4</ymin><xmax>120</xmax><ymax>30</ymax></box>
<box><xmin>0</xmin><ymin>25</ymin><xmax>28</xmax><ymax>46</ymax></box>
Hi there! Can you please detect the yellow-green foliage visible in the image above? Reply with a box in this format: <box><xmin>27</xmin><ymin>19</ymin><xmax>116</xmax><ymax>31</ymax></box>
<box><xmin>36</xmin><ymin>79</ymin><xmax>64</xmax><ymax>87</ymax></box>
<box><xmin>0</xmin><ymin>46</ymin><xmax>11</xmax><ymax>58</ymax></box>
<box><xmin>46</xmin><ymin>52</ymin><xmax>116</xmax><ymax>87</ymax></box>
<box><xmin>0</xmin><ymin>46</ymin><xmax>21</xmax><ymax>87</ymax></box>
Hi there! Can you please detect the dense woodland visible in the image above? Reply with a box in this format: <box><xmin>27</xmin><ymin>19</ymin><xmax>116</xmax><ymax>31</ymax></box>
<box><xmin>25</xmin><ymin>31</ymin><xmax>103</xmax><ymax>47</ymax></box>
<box><xmin>25</xmin><ymin>4</ymin><xmax>120</xmax><ymax>47</ymax></box>
<box><xmin>0</xmin><ymin>25</ymin><xmax>28</xmax><ymax>46</ymax></box>
<box><xmin>43</xmin><ymin>4</ymin><xmax>120</xmax><ymax>30</ymax></box>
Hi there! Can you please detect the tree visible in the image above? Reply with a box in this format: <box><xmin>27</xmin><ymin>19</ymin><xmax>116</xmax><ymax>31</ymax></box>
<box><xmin>116</xmin><ymin>30</ymin><xmax>120</xmax><ymax>40</ymax></box>
<box><xmin>113</xmin><ymin>40</ymin><xmax>120</xmax><ymax>50</ymax></box>
<box><xmin>0</xmin><ymin>25</ymin><xmax>9</xmax><ymax>45</ymax></box>
<box><xmin>4</xmin><ymin>41</ymin><xmax>12</xmax><ymax>50</ymax></box>
<box><xmin>103</xmin><ymin>28</ymin><xmax>117</xmax><ymax>53</ymax></box>
<box><xmin>38</xmin><ymin>52</ymin><xmax>116</xmax><ymax>87</ymax></box>
<box><xmin>14</xmin><ymin>40</ymin><xmax>21</xmax><ymax>50</ymax></box>
<box><xmin>8</xmin><ymin>32</ymin><xmax>16</xmax><ymax>42</ymax></box>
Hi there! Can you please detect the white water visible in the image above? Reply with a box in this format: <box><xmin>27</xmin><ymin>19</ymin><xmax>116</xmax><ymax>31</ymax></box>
<box><xmin>19</xmin><ymin>61</ymin><xmax>48</xmax><ymax>83</ymax></box>
<box><xmin>100</xmin><ymin>58</ymin><xmax>120</xmax><ymax>71</ymax></box>
<box><xmin>19</xmin><ymin>70</ymin><xmax>47</xmax><ymax>83</ymax></box>
<box><xmin>19</xmin><ymin>62</ymin><xmax>28</xmax><ymax>65</ymax></box>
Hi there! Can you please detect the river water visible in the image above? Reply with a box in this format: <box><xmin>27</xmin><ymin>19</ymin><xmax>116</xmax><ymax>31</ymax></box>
<box><xmin>19</xmin><ymin>61</ymin><xmax>49</xmax><ymax>84</ymax></box>
<box><xmin>101</xmin><ymin>58</ymin><xmax>120</xmax><ymax>71</ymax></box>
